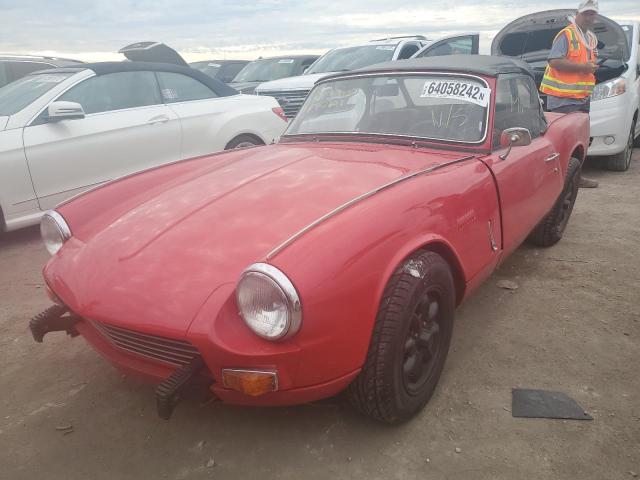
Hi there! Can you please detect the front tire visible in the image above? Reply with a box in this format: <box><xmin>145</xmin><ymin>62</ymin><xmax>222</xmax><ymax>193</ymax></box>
<box><xmin>607</xmin><ymin>121</ymin><xmax>635</xmax><ymax>172</ymax></box>
<box><xmin>529</xmin><ymin>156</ymin><xmax>581</xmax><ymax>247</ymax></box>
<box><xmin>348</xmin><ymin>250</ymin><xmax>455</xmax><ymax>424</ymax></box>
<box><xmin>225</xmin><ymin>134</ymin><xmax>264</xmax><ymax>150</ymax></box>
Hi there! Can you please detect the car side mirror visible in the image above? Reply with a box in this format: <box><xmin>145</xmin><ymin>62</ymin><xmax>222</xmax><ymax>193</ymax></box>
<box><xmin>499</xmin><ymin>127</ymin><xmax>532</xmax><ymax>160</ymax></box>
<box><xmin>46</xmin><ymin>101</ymin><xmax>85</xmax><ymax>122</ymax></box>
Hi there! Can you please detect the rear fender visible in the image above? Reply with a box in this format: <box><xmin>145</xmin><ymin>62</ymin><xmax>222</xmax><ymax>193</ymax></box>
<box><xmin>544</xmin><ymin>112</ymin><xmax>590</xmax><ymax>178</ymax></box>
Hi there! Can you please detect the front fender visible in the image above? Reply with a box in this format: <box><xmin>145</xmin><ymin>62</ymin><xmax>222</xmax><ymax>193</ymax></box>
<box><xmin>253</xmin><ymin>158</ymin><xmax>501</xmax><ymax>388</ymax></box>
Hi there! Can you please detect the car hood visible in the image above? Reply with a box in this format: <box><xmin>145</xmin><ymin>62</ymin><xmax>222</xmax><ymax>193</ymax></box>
<box><xmin>228</xmin><ymin>81</ymin><xmax>259</xmax><ymax>94</ymax></box>
<box><xmin>256</xmin><ymin>72</ymin><xmax>338</xmax><ymax>92</ymax></box>
<box><xmin>0</xmin><ymin>116</ymin><xmax>8</xmax><ymax>131</ymax></box>
<box><xmin>492</xmin><ymin>9</ymin><xmax>629</xmax><ymax>62</ymax></box>
<box><xmin>118</xmin><ymin>41</ymin><xmax>189</xmax><ymax>66</ymax></box>
<box><xmin>47</xmin><ymin>143</ymin><xmax>465</xmax><ymax>336</ymax></box>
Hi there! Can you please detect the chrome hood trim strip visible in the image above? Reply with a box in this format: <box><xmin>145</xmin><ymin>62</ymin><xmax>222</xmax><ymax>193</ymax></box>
<box><xmin>266</xmin><ymin>155</ymin><xmax>475</xmax><ymax>260</ymax></box>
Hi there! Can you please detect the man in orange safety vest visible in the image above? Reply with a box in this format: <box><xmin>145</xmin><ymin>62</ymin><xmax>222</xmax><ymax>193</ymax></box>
<box><xmin>541</xmin><ymin>0</ymin><xmax>600</xmax><ymax>188</ymax></box>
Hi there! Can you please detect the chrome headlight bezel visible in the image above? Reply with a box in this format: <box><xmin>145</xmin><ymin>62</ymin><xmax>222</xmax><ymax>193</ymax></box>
<box><xmin>591</xmin><ymin>77</ymin><xmax>626</xmax><ymax>102</ymax></box>
<box><xmin>236</xmin><ymin>263</ymin><xmax>302</xmax><ymax>341</ymax></box>
<box><xmin>40</xmin><ymin>211</ymin><xmax>72</xmax><ymax>256</ymax></box>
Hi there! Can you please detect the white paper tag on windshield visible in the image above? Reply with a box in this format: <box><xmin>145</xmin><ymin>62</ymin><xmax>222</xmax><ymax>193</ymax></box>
<box><xmin>208</xmin><ymin>63</ymin><xmax>221</xmax><ymax>67</ymax></box>
<box><xmin>420</xmin><ymin>80</ymin><xmax>490</xmax><ymax>107</ymax></box>
<box><xmin>376</xmin><ymin>46</ymin><xmax>395</xmax><ymax>51</ymax></box>
<box><xmin>278</xmin><ymin>59</ymin><xmax>295</xmax><ymax>63</ymax></box>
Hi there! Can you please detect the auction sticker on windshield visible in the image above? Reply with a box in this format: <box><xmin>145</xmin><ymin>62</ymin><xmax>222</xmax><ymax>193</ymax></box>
<box><xmin>420</xmin><ymin>80</ymin><xmax>490</xmax><ymax>107</ymax></box>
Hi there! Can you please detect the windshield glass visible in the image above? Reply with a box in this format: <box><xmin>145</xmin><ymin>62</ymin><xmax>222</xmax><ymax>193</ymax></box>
<box><xmin>286</xmin><ymin>74</ymin><xmax>490</xmax><ymax>143</ymax></box>
<box><xmin>0</xmin><ymin>72</ymin><xmax>73</xmax><ymax>116</ymax></box>
<box><xmin>190</xmin><ymin>62</ymin><xmax>221</xmax><ymax>78</ymax></box>
<box><xmin>305</xmin><ymin>45</ymin><xmax>396</xmax><ymax>74</ymax></box>
<box><xmin>233</xmin><ymin>58</ymin><xmax>298</xmax><ymax>83</ymax></box>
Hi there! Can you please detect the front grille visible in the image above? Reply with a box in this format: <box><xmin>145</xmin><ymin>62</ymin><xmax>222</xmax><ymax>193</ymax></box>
<box><xmin>258</xmin><ymin>89</ymin><xmax>310</xmax><ymax>119</ymax></box>
<box><xmin>91</xmin><ymin>320</ymin><xmax>200</xmax><ymax>366</ymax></box>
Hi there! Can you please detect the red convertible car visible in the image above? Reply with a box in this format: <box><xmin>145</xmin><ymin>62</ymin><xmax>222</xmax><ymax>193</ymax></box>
<box><xmin>32</xmin><ymin>56</ymin><xmax>589</xmax><ymax>424</ymax></box>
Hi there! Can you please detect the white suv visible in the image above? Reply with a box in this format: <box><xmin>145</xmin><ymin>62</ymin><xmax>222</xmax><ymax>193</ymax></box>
<box><xmin>256</xmin><ymin>34</ymin><xmax>479</xmax><ymax>119</ymax></box>
<box><xmin>493</xmin><ymin>11</ymin><xmax>639</xmax><ymax>171</ymax></box>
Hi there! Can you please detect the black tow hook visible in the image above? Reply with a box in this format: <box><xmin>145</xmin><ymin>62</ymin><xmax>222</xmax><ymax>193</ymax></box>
<box><xmin>29</xmin><ymin>305</ymin><xmax>80</xmax><ymax>343</ymax></box>
<box><xmin>156</xmin><ymin>357</ymin><xmax>206</xmax><ymax>420</ymax></box>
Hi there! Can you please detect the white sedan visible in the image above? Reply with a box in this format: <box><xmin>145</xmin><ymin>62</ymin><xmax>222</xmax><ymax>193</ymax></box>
<box><xmin>0</xmin><ymin>62</ymin><xmax>288</xmax><ymax>232</ymax></box>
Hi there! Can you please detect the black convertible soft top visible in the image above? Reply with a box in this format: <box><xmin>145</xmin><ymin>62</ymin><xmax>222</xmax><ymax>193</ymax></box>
<box><xmin>30</xmin><ymin>61</ymin><xmax>239</xmax><ymax>97</ymax></box>
<box><xmin>321</xmin><ymin>55</ymin><xmax>535</xmax><ymax>82</ymax></box>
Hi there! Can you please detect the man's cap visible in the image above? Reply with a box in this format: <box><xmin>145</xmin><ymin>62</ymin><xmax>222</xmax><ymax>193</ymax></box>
<box><xmin>578</xmin><ymin>0</ymin><xmax>599</xmax><ymax>13</ymax></box>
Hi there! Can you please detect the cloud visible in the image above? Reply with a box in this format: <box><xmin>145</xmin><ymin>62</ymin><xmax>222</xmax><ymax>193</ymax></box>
<box><xmin>0</xmin><ymin>0</ymin><xmax>637</xmax><ymax>61</ymax></box>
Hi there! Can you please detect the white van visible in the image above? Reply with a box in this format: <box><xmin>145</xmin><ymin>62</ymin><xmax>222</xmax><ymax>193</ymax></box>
<box><xmin>493</xmin><ymin>10</ymin><xmax>639</xmax><ymax>171</ymax></box>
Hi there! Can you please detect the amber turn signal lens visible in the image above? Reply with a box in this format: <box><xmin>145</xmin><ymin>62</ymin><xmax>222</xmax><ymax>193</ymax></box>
<box><xmin>222</xmin><ymin>369</ymin><xmax>278</xmax><ymax>396</ymax></box>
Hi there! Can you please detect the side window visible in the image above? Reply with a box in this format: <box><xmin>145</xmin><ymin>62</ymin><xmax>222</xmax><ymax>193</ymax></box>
<box><xmin>493</xmin><ymin>75</ymin><xmax>544</xmax><ymax>147</ymax></box>
<box><xmin>418</xmin><ymin>37</ymin><xmax>473</xmax><ymax>58</ymax></box>
<box><xmin>398</xmin><ymin>43</ymin><xmax>420</xmax><ymax>59</ymax></box>
<box><xmin>59</xmin><ymin>71</ymin><xmax>161</xmax><ymax>114</ymax></box>
<box><xmin>8</xmin><ymin>61</ymin><xmax>52</xmax><ymax>81</ymax></box>
<box><xmin>156</xmin><ymin>72</ymin><xmax>217</xmax><ymax>103</ymax></box>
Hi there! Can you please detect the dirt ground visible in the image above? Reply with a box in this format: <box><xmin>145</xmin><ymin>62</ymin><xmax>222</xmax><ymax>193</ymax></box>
<box><xmin>1</xmin><ymin>151</ymin><xmax>639</xmax><ymax>480</ymax></box>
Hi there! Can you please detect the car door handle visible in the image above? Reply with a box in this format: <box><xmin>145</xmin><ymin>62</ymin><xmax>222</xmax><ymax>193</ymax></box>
<box><xmin>544</xmin><ymin>153</ymin><xmax>560</xmax><ymax>162</ymax></box>
<box><xmin>147</xmin><ymin>115</ymin><xmax>170</xmax><ymax>125</ymax></box>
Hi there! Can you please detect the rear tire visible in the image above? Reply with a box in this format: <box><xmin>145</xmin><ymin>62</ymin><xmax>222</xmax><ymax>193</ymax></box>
<box><xmin>224</xmin><ymin>134</ymin><xmax>264</xmax><ymax>150</ymax></box>
<box><xmin>348</xmin><ymin>250</ymin><xmax>455</xmax><ymax>424</ymax></box>
<box><xmin>529</xmin><ymin>157</ymin><xmax>581</xmax><ymax>247</ymax></box>
<box><xmin>607</xmin><ymin>121</ymin><xmax>635</xmax><ymax>172</ymax></box>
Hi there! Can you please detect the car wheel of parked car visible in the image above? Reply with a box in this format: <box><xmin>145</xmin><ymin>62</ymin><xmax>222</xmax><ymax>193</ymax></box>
<box><xmin>607</xmin><ymin>122</ymin><xmax>635</xmax><ymax>172</ymax></box>
<box><xmin>348</xmin><ymin>250</ymin><xmax>455</xmax><ymax>424</ymax></box>
<box><xmin>529</xmin><ymin>157</ymin><xmax>581</xmax><ymax>247</ymax></box>
<box><xmin>225</xmin><ymin>134</ymin><xmax>264</xmax><ymax>150</ymax></box>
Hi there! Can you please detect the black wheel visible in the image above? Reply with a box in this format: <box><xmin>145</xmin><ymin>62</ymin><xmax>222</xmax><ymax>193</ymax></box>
<box><xmin>224</xmin><ymin>134</ymin><xmax>264</xmax><ymax>150</ymax></box>
<box><xmin>607</xmin><ymin>121</ymin><xmax>635</xmax><ymax>172</ymax></box>
<box><xmin>348</xmin><ymin>250</ymin><xmax>455</xmax><ymax>424</ymax></box>
<box><xmin>529</xmin><ymin>157</ymin><xmax>581</xmax><ymax>247</ymax></box>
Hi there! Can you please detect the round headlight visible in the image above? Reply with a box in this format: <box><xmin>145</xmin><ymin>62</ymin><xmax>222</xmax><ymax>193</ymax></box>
<box><xmin>236</xmin><ymin>263</ymin><xmax>302</xmax><ymax>341</ymax></box>
<box><xmin>40</xmin><ymin>211</ymin><xmax>71</xmax><ymax>256</ymax></box>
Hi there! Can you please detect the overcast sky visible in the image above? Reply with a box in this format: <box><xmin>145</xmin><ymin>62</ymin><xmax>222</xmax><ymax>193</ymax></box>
<box><xmin>1</xmin><ymin>1</ymin><xmax>637</xmax><ymax>62</ymax></box>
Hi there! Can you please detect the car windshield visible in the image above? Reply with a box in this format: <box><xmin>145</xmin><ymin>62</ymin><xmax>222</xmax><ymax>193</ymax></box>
<box><xmin>190</xmin><ymin>61</ymin><xmax>222</xmax><ymax>78</ymax></box>
<box><xmin>233</xmin><ymin>58</ymin><xmax>299</xmax><ymax>83</ymax></box>
<box><xmin>286</xmin><ymin>74</ymin><xmax>490</xmax><ymax>144</ymax></box>
<box><xmin>0</xmin><ymin>72</ymin><xmax>73</xmax><ymax>116</ymax></box>
<box><xmin>304</xmin><ymin>45</ymin><xmax>396</xmax><ymax>74</ymax></box>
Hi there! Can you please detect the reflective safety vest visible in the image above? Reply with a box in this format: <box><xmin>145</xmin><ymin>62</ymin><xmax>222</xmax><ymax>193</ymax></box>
<box><xmin>540</xmin><ymin>24</ymin><xmax>597</xmax><ymax>99</ymax></box>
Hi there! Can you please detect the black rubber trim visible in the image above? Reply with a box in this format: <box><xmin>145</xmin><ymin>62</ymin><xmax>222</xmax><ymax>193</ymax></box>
<box><xmin>155</xmin><ymin>356</ymin><xmax>205</xmax><ymax>420</ymax></box>
<box><xmin>29</xmin><ymin>305</ymin><xmax>80</xmax><ymax>343</ymax></box>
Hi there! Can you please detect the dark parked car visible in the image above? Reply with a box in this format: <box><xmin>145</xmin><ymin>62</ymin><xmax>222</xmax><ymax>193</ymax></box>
<box><xmin>190</xmin><ymin>60</ymin><xmax>250</xmax><ymax>84</ymax></box>
<box><xmin>0</xmin><ymin>55</ymin><xmax>84</xmax><ymax>88</ymax></box>
<box><xmin>229</xmin><ymin>55</ymin><xmax>320</xmax><ymax>94</ymax></box>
